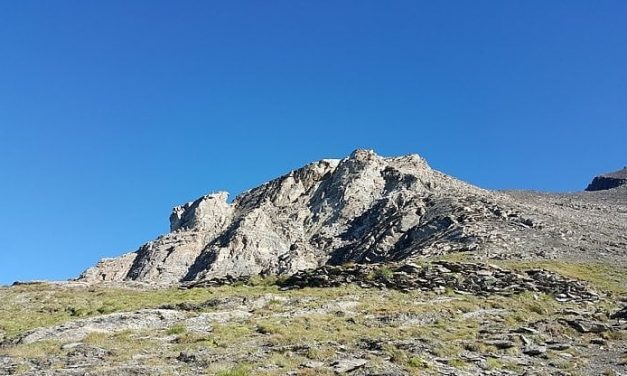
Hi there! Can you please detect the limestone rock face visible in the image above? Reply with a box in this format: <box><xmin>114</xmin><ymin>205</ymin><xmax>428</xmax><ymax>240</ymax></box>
<box><xmin>79</xmin><ymin>150</ymin><xmax>627</xmax><ymax>285</ymax></box>
<box><xmin>79</xmin><ymin>252</ymin><xmax>137</xmax><ymax>282</ymax></box>
<box><xmin>585</xmin><ymin>167</ymin><xmax>627</xmax><ymax>191</ymax></box>
<box><xmin>169</xmin><ymin>192</ymin><xmax>233</xmax><ymax>232</ymax></box>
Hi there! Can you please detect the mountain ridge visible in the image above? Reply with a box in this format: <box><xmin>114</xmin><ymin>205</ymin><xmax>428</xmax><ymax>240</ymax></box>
<box><xmin>586</xmin><ymin>166</ymin><xmax>627</xmax><ymax>191</ymax></box>
<box><xmin>79</xmin><ymin>150</ymin><xmax>627</xmax><ymax>285</ymax></box>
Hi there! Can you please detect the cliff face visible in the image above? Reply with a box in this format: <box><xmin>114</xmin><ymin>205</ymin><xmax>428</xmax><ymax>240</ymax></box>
<box><xmin>585</xmin><ymin>167</ymin><xmax>627</xmax><ymax>191</ymax></box>
<box><xmin>79</xmin><ymin>150</ymin><xmax>627</xmax><ymax>285</ymax></box>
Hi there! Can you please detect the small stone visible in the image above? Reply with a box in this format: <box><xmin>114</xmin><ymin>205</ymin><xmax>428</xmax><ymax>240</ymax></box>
<box><xmin>609</xmin><ymin>306</ymin><xmax>627</xmax><ymax>321</ymax></box>
<box><xmin>514</xmin><ymin>327</ymin><xmax>539</xmax><ymax>334</ymax></box>
<box><xmin>565</xmin><ymin>320</ymin><xmax>610</xmax><ymax>333</ymax></box>
<box><xmin>302</xmin><ymin>361</ymin><xmax>325</xmax><ymax>369</ymax></box>
<box><xmin>483</xmin><ymin>339</ymin><xmax>516</xmax><ymax>349</ymax></box>
<box><xmin>555</xmin><ymin>294</ymin><xmax>570</xmax><ymax>302</ymax></box>
<box><xmin>547</xmin><ymin>343</ymin><xmax>571</xmax><ymax>351</ymax></box>
<box><xmin>61</xmin><ymin>342</ymin><xmax>82</xmax><ymax>350</ymax></box>
<box><xmin>332</xmin><ymin>358</ymin><xmax>367</xmax><ymax>373</ymax></box>
<box><xmin>397</xmin><ymin>263</ymin><xmax>421</xmax><ymax>274</ymax></box>
<box><xmin>177</xmin><ymin>352</ymin><xmax>197</xmax><ymax>363</ymax></box>
<box><xmin>519</xmin><ymin>335</ymin><xmax>532</xmax><ymax>346</ymax></box>
<box><xmin>523</xmin><ymin>346</ymin><xmax>547</xmax><ymax>356</ymax></box>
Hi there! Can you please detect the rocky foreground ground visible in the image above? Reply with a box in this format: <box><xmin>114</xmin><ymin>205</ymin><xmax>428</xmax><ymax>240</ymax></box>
<box><xmin>1</xmin><ymin>257</ymin><xmax>626</xmax><ymax>375</ymax></box>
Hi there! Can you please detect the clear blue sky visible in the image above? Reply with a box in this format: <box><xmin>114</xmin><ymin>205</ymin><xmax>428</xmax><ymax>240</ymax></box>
<box><xmin>1</xmin><ymin>1</ymin><xmax>626</xmax><ymax>284</ymax></box>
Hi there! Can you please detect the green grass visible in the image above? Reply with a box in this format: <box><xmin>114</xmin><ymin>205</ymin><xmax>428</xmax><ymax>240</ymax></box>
<box><xmin>216</xmin><ymin>365</ymin><xmax>251</xmax><ymax>376</ymax></box>
<box><xmin>374</xmin><ymin>266</ymin><xmax>394</xmax><ymax>280</ymax></box>
<box><xmin>0</xmin><ymin>283</ymin><xmax>279</xmax><ymax>339</ymax></box>
<box><xmin>1</xmin><ymin>259</ymin><xmax>625</xmax><ymax>375</ymax></box>
<box><xmin>166</xmin><ymin>323</ymin><xmax>188</xmax><ymax>335</ymax></box>
<box><xmin>407</xmin><ymin>356</ymin><xmax>429</xmax><ymax>368</ymax></box>
<box><xmin>1</xmin><ymin>340</ymin><xmax>62</xmax><ymax>359</ymax></box>
<box><xmin>83</xmin><ymin>330</ymin><xmax>161</xmax><ymax>361</ymax></box>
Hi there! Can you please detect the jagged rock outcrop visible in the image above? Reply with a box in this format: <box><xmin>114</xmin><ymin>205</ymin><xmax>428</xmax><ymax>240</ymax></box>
<box><xmin>79</xmin><ymin>150</ymin><xmax>627</xmax><ymax>285</ymax></box>
<box><xmin>585</xmin><ymin>166</ymin><xmax>627</xmax><ymax>191</ymax></box>
<box><xmin>278</xmin><ymin>261</ymin><xmax>600</xmax><ymax>302</ymax></box>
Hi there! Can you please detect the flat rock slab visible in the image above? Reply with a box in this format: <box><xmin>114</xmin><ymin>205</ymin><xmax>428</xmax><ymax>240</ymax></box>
<box><xmin>17</xmin><ymin>309</ymin><xmax>186</xmax><ymax>344</ymax></box>
<box><xmin>15</xmin><ymin>308</ymin><xmax>254</xmax><ymax>344</ymax></box>
<box><xmin>332</xmin><ymin>358</ymin><xmax>367</xmax><ymax>373</ymax></box>
<box><xmin>563</xmin><ymin>319</ymin><xmax>610</xmax><ymax>333</ymax></box>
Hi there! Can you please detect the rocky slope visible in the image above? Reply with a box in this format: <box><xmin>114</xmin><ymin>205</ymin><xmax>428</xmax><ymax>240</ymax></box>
<box><xmin>586</xmin><ymin>166</ymin><xmax>627</xmax><ymax>191</ymax></box>
<box><xmin>80</xmin><ymin>150</ymin><xmax>627</xmax><ymax>286</ymax></box>
<box><xmin>2</xmin><ymin>266</ymin><xmax>626</xmax><ymax>376</ymax></box>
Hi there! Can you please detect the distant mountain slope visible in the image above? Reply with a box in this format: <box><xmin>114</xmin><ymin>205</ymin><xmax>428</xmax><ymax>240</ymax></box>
<box><xmin>80</xmin><ymin>150</ymin><xmax>627</xmax><ymax>285</ymax></box>
<box><xmin>586</xmin><ymin>167</ymin><xmax>627</xmax><ymax>191</ymax></box>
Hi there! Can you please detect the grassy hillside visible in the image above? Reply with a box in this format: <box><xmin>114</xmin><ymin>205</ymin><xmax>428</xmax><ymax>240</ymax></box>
<box><xmin>1</xmin><ymin>260</ymin><xmax>625</xmax><ymax>376</ymax></box>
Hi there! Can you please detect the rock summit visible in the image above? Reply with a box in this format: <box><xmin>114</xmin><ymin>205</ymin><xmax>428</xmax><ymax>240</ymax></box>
<box><xmin>80</xmin><ymin>150</ymin><xmax>627</xmax><ymax>285</ymax></box>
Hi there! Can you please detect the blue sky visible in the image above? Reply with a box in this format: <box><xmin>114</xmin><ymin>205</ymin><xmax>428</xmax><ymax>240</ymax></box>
<box><xmin>1</xmin><ymin>1</ymin><xmax>626</xmax><ymax>284</ymax></box>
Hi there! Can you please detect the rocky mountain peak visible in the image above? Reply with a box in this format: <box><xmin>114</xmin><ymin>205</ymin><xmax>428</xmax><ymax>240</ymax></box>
<box><xmin>349</xmin><ymin>148</ymin><xmax>377</xmax><ymax>160</ymax></box>
<box><xmin>79</xmin><ymin>151</ymin><xmax>627</xmax><ymax>286</ymax></box>
<box><xmin>169</xmin><ymin>192</ymin><xmax>232</xmax><ymax>232</ymax></box>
